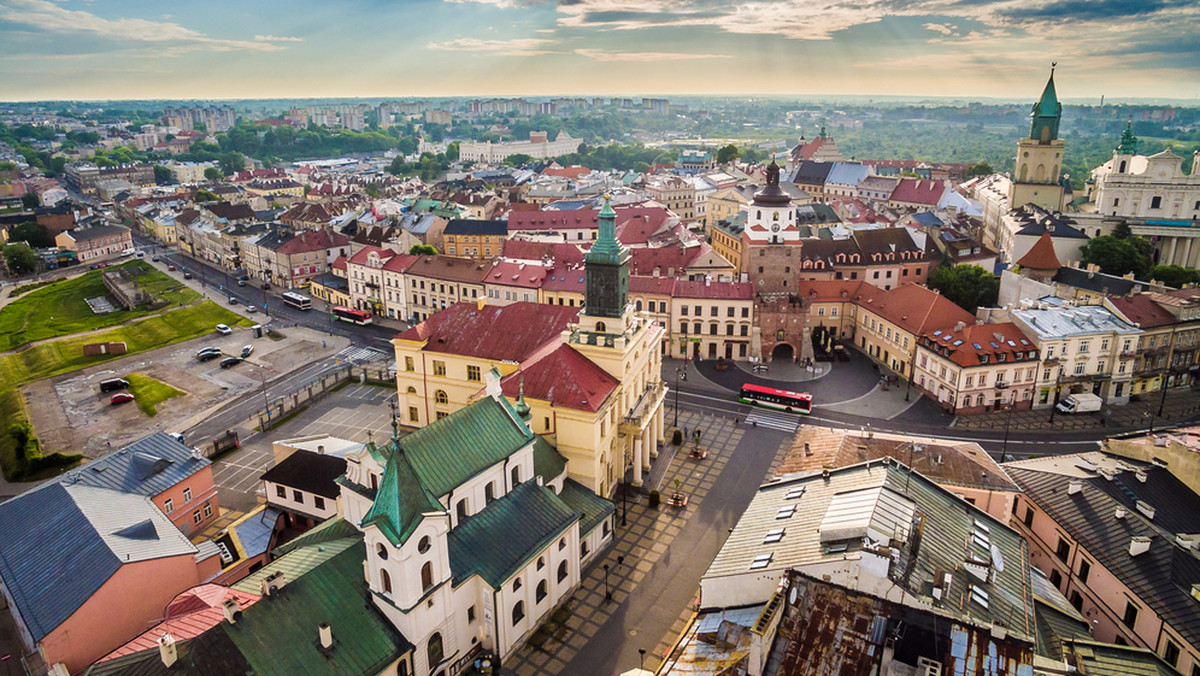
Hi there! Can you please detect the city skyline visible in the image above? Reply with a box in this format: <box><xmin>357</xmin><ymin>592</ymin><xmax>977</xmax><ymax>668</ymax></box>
<box><xmin>1</xmin><ymin>0</ymin><xmax>1198</xmax><ymax>102</ymax></box>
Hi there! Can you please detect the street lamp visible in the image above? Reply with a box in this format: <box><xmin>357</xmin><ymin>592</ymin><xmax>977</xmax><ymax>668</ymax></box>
<box><xmin>603</xmin><ymin>564</ymin><xmax>611</xmax><ymax>601</ymax></box>
<box><xmin>995</xmin><ymin>380</ymin><xmax>1015</xmax><ymax>464</ymax></box>
<box><xmin>639</xmin><ymin>649</ymin><xmax>647</xmax><ymax>670</ymax></box>
<box><xmin>673</xmin><ymin>366</ymin><xmax>686</xmax><ymax>428</ymax></box>
<box><xmin>621</xmin><ymin>479</ymin><xmax>628</xmax><ymax>527</ymax></box>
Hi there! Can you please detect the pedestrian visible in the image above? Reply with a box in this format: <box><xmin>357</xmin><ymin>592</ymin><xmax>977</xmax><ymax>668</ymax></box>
<box><xmin>683</xmin><ymin>426</ymin><xmax>689</xmax><ymax>440</ymax></box>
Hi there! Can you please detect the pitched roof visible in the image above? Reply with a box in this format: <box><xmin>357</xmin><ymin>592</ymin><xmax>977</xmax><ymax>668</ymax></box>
<box><xmin>629</xmin><ymin>275</ymin><xmax>678</xmax><ymax>296</ymax></box>
<box><xmin>856</xmin><ymin>283</ymin><xmax>976</xmax><ymax>337</ymax></box>
<box><xmin>361</xmin><ymin>450</ymin><xmax>442</xmax><ymax>546</ymax></box>
<box><xmin>531</xmin><ymin>436</ymin><xmax>567</xmax><ymax>484</ymax></box>
<box><xmin>792</xmin><ymin>161</ymin><xmax>834</xmax><ymax>184</ymax></box>
<box><xmin>540</xmin><ymin>270</ymin><xmax>587</xmax><ymax>293</ymax></box>
<box><xmin>1005</xmin><ymin>453</ymin><xmax>1200</xmax><ymax>650</ymax></box>
<box><xmin>484</xmin><ymin>260</ymin><xmax>552</xmax><ymax>289</ymax></box>
<box><xmin>274</xmin><ymin>229</ymin><xmax>350</xmax><ymax>255</ymax></box>
<box><xmin>672</xmin><ymin>280</ymin><xmax>754</xmax><ymax>300</ymax></box>
<box><xmin>403</xmin><ymin>254</ymin><xmax>489</xmax><ymax>284</ymax></box>
<box><xmin>85</xmin><ymin>629</ymin><xmax>252</xmax><ymax>676</ymax></box>
<box><xmin>98</xmin><ymin>585</ymin><xmax>261</xmax><ymax>661</ymax></box>
<box><xmin>0</xmin><ymin>484</ymin><xmax>197</xmax><ymax>642</ymax></box>
<box><xmin>204</xmin><ymin>202</ymin><xmax>255</xmax><ymax>222</ymax></box>
<box><xmin>444</xmin><ymin>219</ymin><xmax>508</xmax><ymax>236</ymax></box>
<box><xmin>557</xmin><ymin>478</ymin><xmax>615</xmax><ymax>537</ymax></box>
<box><xmin>448</xmin><ymin>480</ymin><xmax>578</xmax><ymax>587</ymax></box>
<box><xmin>260</xmin><ymin>451</ymin><xmax>347</xmax><ymax>499</ymax></box>
<box><xmin>627</xmin><ymin>241</ymin><xmax>717</xmax><ymax>276</ymax></box>
<box><xmin>500</xmin><ymin>344</ymin><xmax>619</xmax><ymax>412</ymax></box>
<box><xmin>825</xmin><ymin>162</ymin><xmax>872</xmax><ymax>186</ymax></box>
<box><xmin>60</xmin><ymin>432</ymin><xmax>211</xmax><ymax>497</ymax></box>
<box><xmin>501</xmin><ymin>239</ymin><xmax>586</xmax><ymax>266</ymax></box>
<box><xmin>1106</xmin><ymin>294</ymin><xmax>1178</xmax><ymax>330</ymax></box>
<box><xmin>396</xmin><ymin>396</ymin><xmax>535</xmax><ymax>499</ymax></box>
<box><xmin>397</xmin><ymin>301</ymin><xmax>578</xmax><ymax>362</ymax></box>
<box><xmin>1016</xmin><ymin>232</ymin><xmax>1062</xmax><ymax>270</ymax></box>
<box><xmin>890</xmin><ymin>178</ymin><xmax>946</xmax><ymax>206</ymax></box>
<box><xmin>63</xmin><ymin>223</ymin><xmax>130</xmax><ymax>242</ymax></box>
<box><xmin>920</xmin><ymin>322</ymin><xmax>1039</xmax><ymax>369</ymax></box>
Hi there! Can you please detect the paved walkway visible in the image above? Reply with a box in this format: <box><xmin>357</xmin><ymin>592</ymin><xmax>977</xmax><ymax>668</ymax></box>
<box><xmin>951</xmin><ymin>387</ymin><xmax>1200</xmax><ymax>433</ymax></box>
<box><xmin>501</xmin><ymin>409</ymin><xmax>791</xmax><ymax>676</ymax></box>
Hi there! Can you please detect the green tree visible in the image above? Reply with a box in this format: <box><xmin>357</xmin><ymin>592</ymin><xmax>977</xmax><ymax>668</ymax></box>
<box><xmin>633</xmin><ymin>161</ymin><xmax>651</xmax><ymax>173</ymax></box>
<box><xmin>21</xmin><ymin>193</ymin><xmax>38</xmax><ymax>209</ymax></box>
<box><xmin>409</xmin><ymin>244</ymin><xmax>438</xmax><ymax>256</ymax></box>
<box><xmin>3</xmin><ymin>242</ymin><xmax>38</xmax><ymax>274</ymax></box>
<box><xmin>1080</xmin><ymin>235</ymin><xmax>1152</xmax><ymax>279</ymax></box>
<box><xmin>194</xmin><ymin>189</ymin><xmax>219</xmax><ymax>202</ymax></box>
<box><xmin>203</xmin><ymin>167</ymin><xmax>224</xmax><ymax>182</ymax></box>
<box><xmin>716</xmin><ymin>144</ymin><xmax>740</xmax><ymax>164</ymax></box>
<box><xmin>1111</xmin><ymin>220</ymin><xmax>1133</xmax><ymax>240</ymax></box>
<box><xmin>1149</xmin><ymin>264</ymin><xmax>1200</xmax><ymax>288</ymax></box>
<box><xmin>927</xmin><ymin>264</ymin><xmax>1000</xmax><ymax>313</ymax></box>
<box><xmin>503</xmin><ymin>153</ymin><xmax>533</xmax><ymax>167</ymax></box>
<box><xmin>966</xmin><ymin>162</ymin><xmax>994</xmax><ymax>177</ymax></box>
<box><xmin>445</xmin><ymin>142</ymin><xmax>460</xmax><ymax>162</ymax></box>
<box><xmin>11</xmin><ymin>222</ymin><xmax>54</xmax><ymax>248</ymax></box>
<box><xmin>153</xmin><ymin>165</ymin><xmax>173</xmax><ymax>185</ymax></box>
<box><xmin>0</xmin><ymin>161</ymin><xmax>15</xmax><ymax>171</ymax></box>
<box><xmin>218</xmin><ymin>152</ymin><xmax>245</xmax><ymax>176</ymax></box>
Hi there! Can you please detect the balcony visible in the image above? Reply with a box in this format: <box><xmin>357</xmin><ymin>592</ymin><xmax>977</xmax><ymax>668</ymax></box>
<box><xmin>621</xmin><ymin>381</ymin><xmax>666</xmax><ymax>432</ymax></box>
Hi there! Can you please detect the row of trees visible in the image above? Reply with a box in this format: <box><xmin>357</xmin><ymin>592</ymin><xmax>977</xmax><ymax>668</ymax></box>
<box><xmin>1081</xmin><ymin>221</ymin><xmax>1200</xmax><ymax>286</ymax></box>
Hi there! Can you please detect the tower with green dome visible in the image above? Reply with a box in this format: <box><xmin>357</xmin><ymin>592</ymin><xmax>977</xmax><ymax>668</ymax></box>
<box><xmin>583</xmin><ymin>197</ymin><xmax>629</xmax><ymax>321</ymax></box>
<box><xmin>1009</xmin><ymin>65</ymin><xmax>1067</xmax><ymax>215</ymax></box>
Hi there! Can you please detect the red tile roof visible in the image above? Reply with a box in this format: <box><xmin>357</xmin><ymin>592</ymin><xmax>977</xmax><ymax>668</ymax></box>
<box><xmin>541</xmin><ymin>270</ymin><xmax>587</xmax><ymax>293</ymax></box>
<box><xmin>795</xmin><ymin>280</ymin><xmax>881</xmax><ymax>302</ymax></box>
<box><xmin>501</xmin><ymin>239</ymin><xmax>586</xmax><ymax>267</ymax></box>
<box><xmin>1107</xmin><ymin>294</ymin><xmax>1178</xmax><ymax>329</ymax></box>
<box><xmin>331</xmin><ymin>256</ymin><xmax>348</xmax><ymax>271</ymax></box>
<box><xmin>501</xmin><ymin>344</ymin><xmax>618</xmax><ymax>412</ymax></box>
<box><xmin>672</xmin><ymin>280</ymin><xmax>754</xmax><ymax>300</ymax></box>
<box><xmin>920</xmin><ymin>322</ymin><xmax>1038</xmax><ymax>368</ymax></box>
<box><xmin>627</xmin><ymin>242</ymin><xmax>714</xmax><ymax>276</ymax></box>
<box><xmin>509</xmin><ymin>209</ymin><xmax>599</xmax><ymax>231</ymax></box>
<box><xmin>1016</xmin><ymin>232</ymin><xmax>1062</xmax><ymax>270</ymax></box>
<box><xmin>346</xmin><ymin>245</ymin><xmax>394</xmax><ymax>266</ymax></box>
<box><xmin>541</xmin><ymin>165</ymin><xmax>591</xmax><ymax>179</ymax></box>
<box><xmin>398</xmin><ymin>301</ymin><xmax>579</xmax><ymax>362</ymax></box>
<box><xmin>98</xmin><ymin>585</ymin><xmax>260</xmax><ymax>661</ymax></box>
<box><xmin>857</xmin><ymin>283</ymin><xmax>976</xmax><ymax>337</ymax></box>
<box><xmin>629</xmin><ymin>276</ymin><xmax>678</xmax><ymax>296</ymax></box>
<box><xmin>890</xmin><ymin>178</ymin><xmax>946</xmax><ymax>206</ymax></box>
<box><xmin>382</xmin><ymin>253</ymin><xmax>419</xmax><ymax>273</ymax></box>
<box><xmin>403</xmin><ymin>255</ymin><xmax>490</xmax><ymax>284</ymax></box>
<box><xmin>615</xmin><ymin>208</ymin><xmax>674</xmax><ymax>245</ymax></box>
<box><xmin>485</xmin><ymin>261</ymin><xmax>552</xmax><ymax>289</ymax></box>
<box><xmin>275</xmin><ymin>229</ymin><xmax>350</xmax><ymax>255</ymax></box>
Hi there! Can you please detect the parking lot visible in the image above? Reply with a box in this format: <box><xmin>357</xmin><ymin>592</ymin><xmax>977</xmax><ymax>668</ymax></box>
<box><xmin>211</xmin><ymin>382</ymin><xmax>399</xmax><ymax>512</ymax></box>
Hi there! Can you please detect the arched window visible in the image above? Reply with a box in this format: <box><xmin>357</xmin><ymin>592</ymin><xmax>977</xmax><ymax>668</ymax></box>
<box><xmin>511</xmin><ymin>465</ymin><xmax>521</xmax><ymax>486</ymax></box>
<box><xmin>537</xmin><ymin>556</ymin><xmax>545</xmax><ymax>570</ymax></box>
<box><xmin>536</xmin><ymin>580</ymin><xmax>548</xmax><ymax>603</ymax></box>
<box><xmin>456</xmin><ymin>499</ymin><xmax>468</xmax><ymax>521</ymax></box>
<box><xmin>1119</xmin><ymin>160</ymin><xmax>1127</xmax><ymax>173</ymax></box>
<box><xmin>381</xmin><ymin>568</ymin><xmax>392</xmax><ymax>594</ymax></box>
<box><xmin>421</xmin><ymin>561</ymin><xmax>434</xmax><ymax>592</ymax></box>
<box><xmin>406</xmin><ymin>386</ymin><xmax>417</xmax><ymax>394</ymax></box>
<box><xmin>427</xmin><ymin>633</ymin><xmax>444</xmax><ymax>669</ymax></box>
<box><xmin>434</xmin><ymin>390</ymin><xmax>448</xmax><ymax>404</ymax></box>
<box><xmin>513</xmin><ymin>578</ymin><xmax>522</xmax><ymax>591</ymax></box>
<box><xmin>557</xmin><ymin>560</ymin><xmax>569</xmax><ymax>583</ymax></box>
<box><xmin>635</xmin><ymin>300</ymin><xmax>643</xmax><ymax>311</ymax></box>
<box><xmin>376</xmin><ymin>542</ymin><xmax>388</xmax><ymax>560</ymax></box>
<box><xmin>512</xmin><ymin>601</ymin><xmax>525</xmax><ymax>625</ymax></box>
<box><xmin>595</xmin><ymin>321</ymin><xmax>606</xmax><ymax>333</ymax></box>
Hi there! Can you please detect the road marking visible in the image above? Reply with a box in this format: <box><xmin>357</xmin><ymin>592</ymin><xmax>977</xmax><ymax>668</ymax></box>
<box><xmin>745</xmin><ymin>410</ymin><xmax>802</xmax><ymax>433</ymax></box>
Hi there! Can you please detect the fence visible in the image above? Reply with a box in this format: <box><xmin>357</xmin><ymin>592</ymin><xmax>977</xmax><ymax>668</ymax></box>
<box><xmin>254</xmin><ymin>364</ymin><xmax>394</xmax><ymax>432</ymax></box>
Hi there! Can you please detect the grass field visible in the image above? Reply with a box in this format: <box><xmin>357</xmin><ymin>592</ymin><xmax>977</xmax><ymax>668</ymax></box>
<box><xmin>0</xmin><ymin>300</ymin><xmax>249</xmax><ymax>480</ymax></box>
<box><xmin>0</xmin><ymin>261</ymin><xmax>200</xmax><ymax>351</ymax></box>
<box><xmin>126</xmin><ymin>373</ymin><xmax>184</xmax><ymax>417</ymax></box>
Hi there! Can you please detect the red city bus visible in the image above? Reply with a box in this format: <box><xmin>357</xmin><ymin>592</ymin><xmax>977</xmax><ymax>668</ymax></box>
<box><xmin>332</xmin><ymin>306</ymin><xmax>374</xmax><ymax>325</ymax></box>
<box><xmin>738</xmin><ymin>383</ymin><xmax>813</xmax><ymax>414</ymax></box>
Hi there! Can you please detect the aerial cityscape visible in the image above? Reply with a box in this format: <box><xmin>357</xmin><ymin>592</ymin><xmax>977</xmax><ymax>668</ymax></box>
<box><xmin>1</xmin><ymin>2</ymin><xmax>1200</xmax><ymax>676</ymax></box>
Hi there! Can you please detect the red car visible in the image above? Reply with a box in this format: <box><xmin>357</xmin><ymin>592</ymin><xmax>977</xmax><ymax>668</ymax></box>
<box><xmin>110</xmin><ymin>392</ymin><xmax>135</xmax><ymax>405</ymax></box>
<box><xmin>168</xmin><ymin>265</ymin><xmax>177</xmax><ymax>271</ymax></box>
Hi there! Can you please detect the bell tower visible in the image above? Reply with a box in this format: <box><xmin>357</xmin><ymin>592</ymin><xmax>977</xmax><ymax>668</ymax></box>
<box><xmin>1009</xmin><ymin>65</ymin><xmax>1067</xmax><ymax>213</ymax></box>
<box><xmin>579</xmin><ymin>197</ymin><xmax>630</xmax><ymax>336</ymax></box>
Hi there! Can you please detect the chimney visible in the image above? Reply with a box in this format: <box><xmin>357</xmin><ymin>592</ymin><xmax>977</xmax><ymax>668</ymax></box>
<box><xmin>261</xmin><ymin>570</ymin><xmax>286</xmax><ymax>596</ymax></box>
<box><xmin>318</xmin><ymin>622</ymin><xmax>333</xmax><ymax>650</ymax></box>
<box><xmin>158</xmin><ymin>633</ymin><xmax>178</xmax><ymax>668</ymax></box>
<box><xmin>1067</xmin><ymin>480</ymin><xmax>1082</xmax><ymax>495</ymax></box>
<box><xmin>1129</xmin><ymin>536</ymin><xmax>1151</xmax><ymax>557</ymax></box>
<box><xmin>476</xmin><ymin>296</ymin><xmax>486</xmax><ymax>310</ymax></box>
<box><xmin>1135</xmin><ymin>501</ymin><xmax>1156</xmax><ymax>520</ymax></box>
<box><xmin>1115</xmin><ymin>507</ymin><xmax>1127</xmax><ymax>519</ymax></box>
<box><xmin>222</xmin><ymin>597</ymin><xmax>240</xmax><ymax>624</ymax></box>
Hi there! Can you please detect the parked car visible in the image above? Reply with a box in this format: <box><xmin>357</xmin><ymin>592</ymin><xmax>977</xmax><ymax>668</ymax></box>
<box><xmin>215</xmin><ymin>324</ymin><xmax>232</xmax><ymax>335</ymax></box>
<box><xmin>237</xmin><ymin>279</ymin><xmax>246</xmax><ymax>287</ymax></box>
<box><xmin>240</xmin><ymin>345</ymin><xmax>254</xmax><ymax>358</ymax></box>
<box><xmin>183</xmin><ymin>271</ymin><xmax>192</xmax><ymax>279</ymax></box>
<box><xmin>197</xmin><ymin>350</ymin><xmax>222</xmax><ymax>362</ymax></box>
<box><xmin>238</xmin><ymin>274</ymin><xmax>250</xmax><ymax>281</ymax></box>
<box><xmin>196</xmin><ymin>346</ymin><xmax>222</xmax><ymax>358</ymax></box>
<box><xmin>110</xmin><ymin>392</ymin><xmax>135</xmax><ymax>405</ymax></box>
<box><xmin>168</xmin><ymin>432</ymin><xmax>185</xmax><ymax>443</ymax></box>
<box><xmin>151</xmin><ymin>255</ymin><xmax>160</xmax><ymax>262</ymax></box>
<box><xmin>228</xmin><ymin>296</ymin><xmax>239</xmax><ymax>305</ymax></box>
<box><xmin>167</xmin><ymin>264</ymin><xmax>176</xmax><ymax>271</ymax></box>
<box><xmin>99</xmin><ymin>377</ymin><xmax>130</xmax><ymax>393</ymax></box>
<box><xmin>219</xmin><ymin>356</ymin><xmax>242</xmax><ymax>369</ymax></box>
<box><xmin>245</xmin><ymin>305</ymin><xmax>257</xmax><ymax>313</ymax></box>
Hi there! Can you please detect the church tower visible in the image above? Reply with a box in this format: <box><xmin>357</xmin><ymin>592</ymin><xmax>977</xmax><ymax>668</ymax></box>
<box><xmin>1009</xmin><ymin>66</ymin><xmax>1067</xmax><ymax>212</ymax></box>
<box><xmin>579</xmin><ymin>197</ymin><xmax>630</xmax><ymax>336</ymax></box>
<box><xmin>1112</xmin><ymin>120</ymin><xmax>1138</xmax><ymax>175</ymax></box>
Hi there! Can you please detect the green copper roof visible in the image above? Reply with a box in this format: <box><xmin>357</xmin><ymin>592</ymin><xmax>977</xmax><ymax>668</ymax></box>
<box><xmin>1035</xmin><ymin>71</ymin><xmax>1060</xmax><ymax>117</ymax></box>
<box><xmin>557</xmin><ymin>478</ymin><xmax>615</xmax><ymax>536</ymax></box>
<box><xmin>234</xmin><ymin>535</ymin><xmax>360</xmax><ymax>594</ymax></box>
<box><xmin>395</xmin><ymin>396</ymin><xmax>534</xmax><ymax>499</ymax></box>
<box><xmin>1116</xmin><ymin>121</ymin><xmax>1139</xmax><ymax>155</ymax></box>
<box><xmin>532</xmin><ymin>435</ymin><xmax>567</xmax><ymax>484</ymax></box>
<box><xmin>447</xmin><ymin>480</ymin><xmax>578</xmax><ymax>587</ymax></box>
<box><xmin>224</xmin><ymin>541</ymin><xmax>413</xmax><ymax>676</ymax></box>
<box><xmin>1029</xmin><ymin>67</ymin><xmax>1062</xmax><ymax>142</ymax></box>
<box><xmin>586</xmin><ymin>197</ymin><xmax>626</xmax><ymax>265</ymax></box>
<box><xmin>361</xmin><ymin>450</ymin><xmax>443</xmax><ymax>546</ymax></box>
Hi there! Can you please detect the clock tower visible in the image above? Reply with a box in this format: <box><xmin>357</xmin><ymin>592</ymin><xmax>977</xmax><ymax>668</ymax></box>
<box><xmin>579</xmin><ymin>197</ymin><xmax>630</xmax><ymax>335</ymax></box>
<box><xmin>1009</xmin><ymin>66</ymin><xmax>1067</xmax><ymax>213</ymax></box>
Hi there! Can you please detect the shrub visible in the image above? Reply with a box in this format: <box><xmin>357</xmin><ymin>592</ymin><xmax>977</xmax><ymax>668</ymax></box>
<box><xmin>648</xmin><ymin>490</ymin><xmax>661</xmax><ymax>509</ymax></box>
<box><xmin>672</xmin><ymin>429</ymin><xmax>683</xmax><ymax>445</ymax></box>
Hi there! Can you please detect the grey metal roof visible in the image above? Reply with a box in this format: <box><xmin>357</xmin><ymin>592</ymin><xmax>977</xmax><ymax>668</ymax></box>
<box><xmin>1011</xmin><ymin>303</ymin><xmax>1142</xmax><ymax>340</ymax></box>
<box><xmin>0</xmin><ymin>483</ymin><xmax>196</xmax><ymax>642</ymax></box>
<box><xmin>703</xmin><ymin>460</ymin><xmax>1034</xmax><ymax>635</ymax></box>
<box><xmin>56</xmin><ymin>432</ymin><xmax>212</xmax><ymax>498</ymax></box>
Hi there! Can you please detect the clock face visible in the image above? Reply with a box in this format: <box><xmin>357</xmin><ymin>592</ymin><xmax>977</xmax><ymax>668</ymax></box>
<box><xmin>771</xmin><ymin>223</ymin><xmax>780</xmax><ymax>232</ymax></box>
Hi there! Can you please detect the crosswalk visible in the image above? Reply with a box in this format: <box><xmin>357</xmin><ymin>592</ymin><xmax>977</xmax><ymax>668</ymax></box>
<box><xmin>745</xmin><ymin>409</ymin><xmax>803</xmax><ymax>433</ymax></box>
<box><xmin>336</xmin><ymin>346</ymin><xmax>390</xmax><ymax>364</ymax></box>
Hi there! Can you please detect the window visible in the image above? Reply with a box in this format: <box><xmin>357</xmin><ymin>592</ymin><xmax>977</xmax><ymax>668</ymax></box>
<box><xmin>377</xmin><ymin>542</ymin><xmax>389</xmax><ymax>560</ymax></box>
<box><xmin>436</xmin><ymin>411</ymin><xmax>447</xmax><ymax>420</ymax></box>
<box><xmin>511</xmin><ymin>466</ymin><xmax>521</xmax><ymax>486</ymax></box>
<box><xmin>418</xmin><ymin>536</ymin><xmax>431</xmax><ymax>554</ymax></box>
<box><xmin>435</xmin><ymin>390</ymin><xmax>448</xmax><ymax>404</ymax></box>
<box><xmin>537</xmin><ymin>556</ymin><xmax>545</xmax><ymax>570</ymax></box>
<box><xmin>293</xmin><ymin>490</ymin><xmax>303</xmax><ymax>504</ymax></box>
<box><xmin>512</xmin><ymin>578</ymin><xmax>522</xmax><ymax>592</ymax></box>
<box><xmin>183</xmin><ymin>487</ymin><xmax>192</xmax><ymax>503</ymax></box>
<box><xmin>1079</xmin><ymin>341</ymin><xmax>1089</xmax><ymax>353</ymax></box>
<box><xmin>421</xmin><ymin>561</ymin><xmax>434</xmax><ymax>592</ymax></box>
<box><xmin>741</xmin><ymin>325</ymin><xmax>749</xmax><ymax>337</ymax></box>
<box><xmin>467</xmin><ymin>365</ymin><xmax>481</xmax><ymax>382</ymax></box>
<box><xmin>1024</xmin><ymin>506</ymin><xmax>1034</xmax><ymax>527</ymax></box>
<box><xmin>409</xmin><ymin>406</ymin><xmax>419</xmax><ymax>422</ymax></box>
<box><xmin>1069</xmin><ymin>590</ymin><xmax>1083</xmax><ymax>611</ymax></box>
<box><xmin>405</xmin><ymin>356</ymin><xmax>415</xmax><ymax>372</ymax></box>
<box><xmin>680</xmin><ymin>322</ymin><xmax>688</xmax><ymax>334</ymax></box>
<box><xmin>681</xmin><ymin>305</ymin><xmax>688</xmax><ymax>316</ymax></box>
<box><xmin>1151</xmin><ymin>195</ymin><xmax>1162</xmax><ymax>209</ymax></box>
<box><xmin>313</xmin><ymin>496</ymin><xmax>325</xmax><ymax>511</ymax></box>
<box><xmin>467</xmin><ymin>605</ymin><xmax>476</xmax><ymax>623</ymax></box>
<box><xmin>1078</xmin><ymin>558</ymin><xmax>1091</xmax><ymax>583</ymax></box>
<box><xmin>1049</xmin><ymin>568</ymin><xmax>1063</xmax><ymax>589</ymax></box>
<box><xmin>427</xmin><ymin>633</ymin><xmax>444</xmax><ymax>669</ymax></box>
<box><xmin>742</xmin><ymin>307</ymin><xmax>749</xmax><ymax>318</ymax></box>
<box><xmin>1074</xmin><ymin>363</ymin><xmax>1085</xmax><ymax>376</ymax></box>
<box><xmin>1055</xmin><ymin>536</ymin><xmax>1071</xmax><ymax>562</ymax></box>
<box><xmin>381</xmin><ymin>569</ymin><xmax>392</xmax><ymax>594</ymax></box>
<box><xmin>163</xmin><ymin>498</ymin><xmax>174</xmax><ymax>513</ymax></box>
<box><xmin>456</xmin><ymin>499</ymin><xmax>468</xmax><ymax>521</ymax></box>
<box><xmin>192</xmin><ymin>510</ymin><xmax>202</xmax><ymax>525</ymax></box>
<box><xmin>1122</xmin><ymin>600</ymin><xmax>1138</xmax><ymax>629</ymax></box>
<box><xmin>432</xmin><ymin>360</ymin><xmax>446</xmax><ymax>376</ymax></box>
<box><xmin>536</xmin><ymin>580</ymin><xmax>548</xmax><ymax>602</ymax></box>
<box><xmin>1163</xmin><ymin>640</ymin><xmax>1179</xmax><ymax>667</ymax></box>
<box><xmin>544</xmin><ymin>417</ymin><xmax>550</xmax><ymax>431</ymax></box>
<box><xmin>557</xmin><ymin>560</ymin><xmax>569</xmax><ymax>582</ymax></box>
<box><xmin>486</xmin><ymin>482</ymin><xmax>496</xmax><ymax>503</ymax></box>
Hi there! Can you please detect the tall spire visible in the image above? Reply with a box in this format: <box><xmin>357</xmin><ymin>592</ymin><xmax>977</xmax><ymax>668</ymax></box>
<box><xmin>514</xmin><ymin>375</ymin><xmax>531</xmax><ymax>422</ymax></box>
<box><xmin>389</xmin><ymin>398</ymin><xmax>400</xmax><ymax>445</ymax></box>
<box><xmin>1029</xmin><ymin>63</ymin><xmax>1062</xmax><ymax>143</ymax></box>
<box><xmin>1116</xmin><ymin>120</ymin><xmax>1138</xmax><ymax>155</ymax></box>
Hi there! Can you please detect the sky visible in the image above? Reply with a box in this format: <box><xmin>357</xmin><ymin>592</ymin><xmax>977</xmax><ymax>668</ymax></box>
<box><xmin>1</xmin><ymin>0</ymin><xmax>1198</xmax><ymax>102</ymax></box>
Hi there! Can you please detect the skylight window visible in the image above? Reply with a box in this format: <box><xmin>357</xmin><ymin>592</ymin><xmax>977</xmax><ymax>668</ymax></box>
<box><xmin>786</xmin><ymin>487</ymin><xmax>806</xmax><ymax>500</ymax></box>
<box><xmin>933</xmin><ymin>330</ymin><xmax>943</xmax><ymax>336</ymax></box>
<box><xmin>972</xmin><ymin>343</ymin><xmax>982</xmax><ymax>350</ymax></box>
<box><xmin>953</xmin><ymin>340</ymin><xmax>964</xmax><ymax>346</ymax></box>
<box><xmin>970</xmin><ymin>585</ymin><xmax>989</xmax><ymax>609</ymax></box>
<box><xmin>750</xmin><ymin>553</ymin><xmax>774</xmax><ymax>570</ymax></box>
<box><xmin>763</xmin><ymin>528</ymin><xmax>785</xmax><ymax>544</ymax></box>
<box><xmin>776</xmin><ymin>505</ymin><xmax>797</xmax><ymax>520</ymax></box>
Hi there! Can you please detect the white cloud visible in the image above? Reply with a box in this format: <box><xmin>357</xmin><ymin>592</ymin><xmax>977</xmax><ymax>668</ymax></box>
<box><xmin>574</xmin><ymin>48</ymin><xmax>729</xmax><ymax>61</ymax></box>
<box><xmin>0</xmin><ymin>0</ymin><xmax>287</xmax><ymax>52</ymax></box>
<box><xmin>426</xmin><ymin>37</ymin><xmax>557</xmax><ymax>55</ymax></box>
<box><xmin>443</xmin><ymin>0</ymin><xmax>548</xmax><ymax>7</ymax></box>
<box><xmin>254</xmin><ymin>34</ymin><xmax>304</xmax><ymax>42</ymax></box>
<box><xmin>923</xmin><ymin>22</ymin><xmax>954</xmax><ymax>35</ymax></box>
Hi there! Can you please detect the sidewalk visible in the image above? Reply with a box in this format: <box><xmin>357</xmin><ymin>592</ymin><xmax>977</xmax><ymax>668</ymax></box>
<box><xmin>952</xmin><ymin>387</ymin><xmax>1200</xmax><ymax>433</ymax></box>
